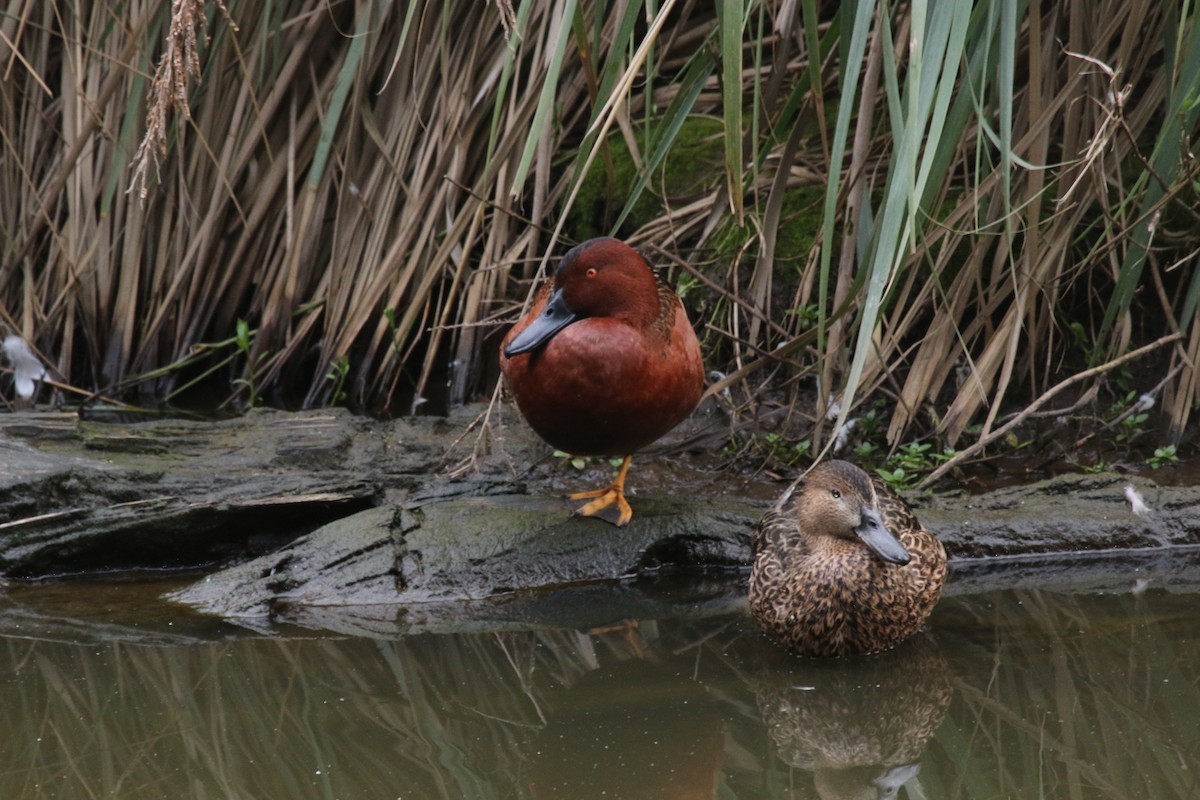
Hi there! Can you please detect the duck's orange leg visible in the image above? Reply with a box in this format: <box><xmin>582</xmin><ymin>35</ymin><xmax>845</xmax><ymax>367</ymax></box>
<box><xmin>569</xmin><ymin>455</ymin><xmax>634</xmax><ymax>526</ymax></box>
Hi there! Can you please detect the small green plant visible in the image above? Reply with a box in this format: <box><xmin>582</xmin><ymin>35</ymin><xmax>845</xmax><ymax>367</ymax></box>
<box><xmin>675</xmin><ymin>273</ymin><xmax>700</xmax><ymax>301</ymax></box>
<box><xmin>232</xmin><ymin>319</ymin><xmax>267</xmax><ymax>407</ymax></box>
<box><xmin>1082</xmin><ymin>460</ymin><xmax>1111</xmax><ymax>474</ymax></box>
<box><xmin>877</xmin><ymin>442</ymin><xmax>957</xmax><ymax>490</ymax></box>
<box><xmin>1111</xmin><ymin>390</ymin><xmax>1151</xmax><ymax>447</ymax></box>
<box><xmin>554</xmin><ymin>450</ymin><xmax>588</xmax><ymax>470</ymax></box>
<box><xmin>1099</xmin><ymin>391</ymin><xmax>1147</xmax><ymax>453</ymax></box>
<box><xmin>235</xmin><ymin>318</ymin><xmax>252</xmax><ymax>356</ymax></box>
<box><xmin>892</xmin><ymin>441</ymin><xmax>934</xmax><ymax>470</ymax></box>
<box><xmin>853</xmin><ymin>441</ymin><xmax>877</xmax><ymax>461</ymax></box>
<box><xmin>855</xmin><ymin>406</ymin><xmax>884</xmax><ymax>443</ymax></box>
<box><xmin>785</xmin><ymin>303</ymin><xmax>821</xmax><ymax>328</ymax></box>
<box><xmin>876</xmin><ymin>465</ymin><xmax>916</xmax><ymax>490</ymax></box>
<box><xmin>722</xmin><ymin>436</ymin><xmax>743</xmax><ymax>459</ymax></box>
<box><xmin>1114</xmin><ymin>366</ymin><xmax>1137</xmax><ymax>395</ymax></box>
<box><xmin>325</xmin><ymin>355</ymin><xmax>350</xmax><ymax>405</ymax></box>
<box><xmin>1148</xmin><ymin>445</ymin><xmax>1180</xmax><ymax>469</ymax></box>
<box><xmin>1116</xmin><ymin>411</ymin><xmax>1150</xmax><ymax>445</ymax></box>
<box><xmin>1003</xmin><ymin>431</ymin><xmax>1034</xmax><ymax>450</ymax></box>
<box><xmin>553</xmin><ymin>451</ymin><xmax>623</xmax><ymax>471</ymax></box>
<box><xmin>762</xmin><ymin>432</ymin><xmax>812</xmax><ymax>466</ymax></box>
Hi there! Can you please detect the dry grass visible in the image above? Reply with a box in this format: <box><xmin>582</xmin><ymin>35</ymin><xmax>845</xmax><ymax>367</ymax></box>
<box><xmin>0</xmin><ymin>1</ymin><xmax>1197</xmax><ymax>473</ymax></box>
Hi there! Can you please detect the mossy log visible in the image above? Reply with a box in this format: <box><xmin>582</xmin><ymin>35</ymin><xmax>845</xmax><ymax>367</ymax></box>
<box><xmin>2</xmin><ymin>406</ymin><xmax>1199</xmax><ymax>630</ymax></box>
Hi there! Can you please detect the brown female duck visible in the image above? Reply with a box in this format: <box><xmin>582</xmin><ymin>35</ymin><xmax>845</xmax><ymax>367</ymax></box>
<box><xmin>749</xmin><ymin>460</ymin><xmax>947</xmax><ymax>657</ymax></box>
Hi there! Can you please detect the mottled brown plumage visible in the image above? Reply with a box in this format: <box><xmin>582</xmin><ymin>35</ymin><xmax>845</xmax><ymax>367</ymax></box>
<box><xmin>749</xmin><ymin>460</ymin><xmax>947</xmax><ymax>658</ymax></box>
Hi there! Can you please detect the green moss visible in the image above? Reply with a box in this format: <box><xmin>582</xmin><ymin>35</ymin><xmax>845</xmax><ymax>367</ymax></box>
<box><xmin>566</xmin><ymin>116</ymin><xmax>726</xmax><ymax>241</ymax></box>
<box><xmin>709</xmin><ymin>183</ymin><xmax>825</xmax><ymax>274</ymax></box>
<box><xmin>565</xmin><ymin>113</ymin><xmax>827</xmax><ymax>270</ymax></box>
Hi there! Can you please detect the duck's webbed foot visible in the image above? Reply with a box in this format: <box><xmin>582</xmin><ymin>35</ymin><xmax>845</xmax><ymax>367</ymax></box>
<box><xmin>568</xmin><ymin>455</ymin><xmax>634</xmax><ymax>526</ymax></box>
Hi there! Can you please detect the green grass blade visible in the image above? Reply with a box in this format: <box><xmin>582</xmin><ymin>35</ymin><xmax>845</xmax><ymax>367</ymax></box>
<box><xmin>487</xmin><ymin>0</ymin><xmax>535</xmax><ymax>162</ymax></box>
<box><xmin>817</xmin><ymin>0</ymin><xmax>875</xmax><ymax>364</ymax></box>
<box><xmin>717</xmin><ymin>0</ymin><xmax>745</xmax><ymax>224</ymax></box>
<box><xmin>307</xmin><ymin>5</ymin><xmax>372</xmax><ymax>189</ymax></box>
<box><xmin>588</xmin><ymin>0</ymin><xmax>645</xmax><ymax>131</ymax></box>
<box><xmin>611</xmin><ymin>52</ymin><xmax>716</xmax><ymax>233</ymax></box>
<box><xmin>510</xmin><ymin>0</ymin><xmax>580</xmax><ymax>197</ymax></box>
<box><xmin>830</xmin><ymin>0</ymin><xmax>976</xmax><ymax>445</ymax></box>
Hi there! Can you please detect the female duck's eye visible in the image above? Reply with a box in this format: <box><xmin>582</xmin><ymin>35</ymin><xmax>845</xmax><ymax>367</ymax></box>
<box><xmin>831</xmin><ymin>489</ymin><xmax>841</xmax><ymax>499</ymax></box>
<box><xmin>585</xmin><ymin>267</ymin><xmax>598</xmax><ymax>278</ymax></box>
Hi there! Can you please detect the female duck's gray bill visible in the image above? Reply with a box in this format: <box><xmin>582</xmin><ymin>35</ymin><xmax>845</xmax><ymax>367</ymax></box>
<box><xmin>504</xmin><ymin>288</ymin><xmax>578</xmax><ymax>357</ymax></box>
<box><xmin>854</xmin><ymin>507</ymin><xmax>912</xmax><ymax>565</ymax></box>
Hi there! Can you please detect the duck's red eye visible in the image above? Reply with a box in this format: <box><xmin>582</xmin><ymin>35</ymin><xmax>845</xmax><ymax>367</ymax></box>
<box><xmin>831</xmin><ymin>489</ymin><xmax>841</xmax><ymax>499</ymax></box>
<box><xmin>585</xmin><ymin>268</ymin><xmax>598</xmax><ymax>278</ymax></box>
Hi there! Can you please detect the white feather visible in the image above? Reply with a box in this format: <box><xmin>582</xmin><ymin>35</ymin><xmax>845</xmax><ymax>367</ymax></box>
<box><xmin>2</xmin><ymin>336</ymin><xmax>46</xmax><ymax>399</ymax></box>
<box><xmin>1124</xmin><ymin>485</ymin><xmax>1150</xmax><ymax>516</ymax></box>
<box><xmin>832</xmin><ymin>417</ymin><xmax>858</xmax><ymax>453</ymax></box>
<box><xmin>1132</xmin><ymin>393</ymin><xmax>1155</xmax><ymax>413</ymax></box>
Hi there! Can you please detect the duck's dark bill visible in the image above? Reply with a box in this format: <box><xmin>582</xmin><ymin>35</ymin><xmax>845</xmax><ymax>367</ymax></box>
<box><xmin>854</xmin><ymin>507</ymin><xmax>912</xmax><ymax>565</ymax></box>
<box><xmin>504</xmin><ymin>288</ymin><xmax>578</xmax><ymax>356</ymax></box>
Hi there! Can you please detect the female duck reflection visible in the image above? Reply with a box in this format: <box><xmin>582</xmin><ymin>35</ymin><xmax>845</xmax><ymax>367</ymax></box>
<box><xmin>521</xmin><ymin>634</ymin><xmax>951</xmax><ymax>800</ymax></box>
<box><xmin>749</xmin><ymin>634</ymin><xmax>953</xmax><ymax>800</ymax></box>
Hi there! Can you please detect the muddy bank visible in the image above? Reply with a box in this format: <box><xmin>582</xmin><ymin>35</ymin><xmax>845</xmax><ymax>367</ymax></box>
<box><xmin>2</xmin><ymin>405</ymin><xmax>1198</xmax><ymax>626</ymax></box>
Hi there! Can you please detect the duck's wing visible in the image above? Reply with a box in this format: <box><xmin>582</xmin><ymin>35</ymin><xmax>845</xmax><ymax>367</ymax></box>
<box><xmin>871</xmin><ymin>475</ymin><xmax>948</xmax><ymax>575</ymax></box>
<box><xmin>752</xmin><ymin>494</ymin><xmax>809</xmax><ymax>556</ymax></box>
<box><xmin>649</xmin><ymin>269</ymin><xmax>681</xmax><ymax>343</ymax></box>
<box><xmin>870</xmin><ymin>475</ymin><xmax>925</xmax><ymax>535</ymax></box>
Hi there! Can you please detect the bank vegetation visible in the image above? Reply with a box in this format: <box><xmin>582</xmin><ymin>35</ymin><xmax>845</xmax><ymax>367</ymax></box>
<box><xmin>1</xmin><ymin>1</ymin><xmax>1197</xmax><ymax>473</ymax></box>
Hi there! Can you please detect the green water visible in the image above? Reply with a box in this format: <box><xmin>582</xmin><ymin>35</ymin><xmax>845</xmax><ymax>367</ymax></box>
<box><xmin>1</xmin><ymin>552</ymin><xmax>1198</xmax><ymax>799</ymax></box>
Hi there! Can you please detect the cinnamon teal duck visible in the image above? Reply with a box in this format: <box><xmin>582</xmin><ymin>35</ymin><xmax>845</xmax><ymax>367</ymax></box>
<box><xmin>749</xmin><ymin>460</ymin><xmax>947</xmax><ymax>657</ymax></box>
<box><xmin>500</xmin><ymin>238</ymin><xmax>704</xmax><ymax>526</ymax></box>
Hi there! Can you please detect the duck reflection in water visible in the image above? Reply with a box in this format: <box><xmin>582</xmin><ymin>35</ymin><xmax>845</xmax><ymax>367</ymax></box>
<box><xmin>750</xmin><ymin>634</ymin><xmax>953</xmax><ymax>800</ymax></box>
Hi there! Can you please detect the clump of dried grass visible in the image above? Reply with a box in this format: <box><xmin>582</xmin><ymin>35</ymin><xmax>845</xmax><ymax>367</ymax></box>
<box><xmin>129</xmin><ymin>0</ymin><xmax>234</xmax><ymax>201</ymax></box>
<box><xmin>1</xmin><ymin>2</ymin><xmax>1197</xmax><ymax>473</ymax></box>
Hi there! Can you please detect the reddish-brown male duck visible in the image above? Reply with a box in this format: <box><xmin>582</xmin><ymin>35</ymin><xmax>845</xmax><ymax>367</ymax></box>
<box><xmin>499</xmin><ymin>238</ymin><xmax>704</xmax><ymax>526</ymax></box>
<box><xmin>749</xmin><ymin>460</ymin><xmax>947</xmax><ymax>657</ymax></box>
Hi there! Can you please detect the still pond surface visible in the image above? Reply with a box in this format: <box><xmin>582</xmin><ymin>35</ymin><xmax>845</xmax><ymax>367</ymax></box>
<box><xmin>1</xmin><ymin>549</ymin><xmax>1198</xmax><ymax>800</ymax></box>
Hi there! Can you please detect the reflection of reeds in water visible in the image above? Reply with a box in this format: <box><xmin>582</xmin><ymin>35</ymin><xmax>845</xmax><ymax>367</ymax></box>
<box><xmin>0</xmin><ymin>630</ymin><xmax>595</xmax><ymax>799</ymax></box>
<box><xmin>929</xmin><ymin>587</ymin><xmax>1200</xmax><ymax>800</ymax></box>
<box><xmin>1</xmin><ymin>586</ymin><xmax>1198</xmax><ymax>799</ymax></box>
<box><xmin>0</xmin><ymin>618</ymin><xmax>728</xmax><ymax>799</ymax></box>
<box><xmin>525</xmin><ymin>657</ymin><xmax>725</xmax><ymax>800</ymax></box>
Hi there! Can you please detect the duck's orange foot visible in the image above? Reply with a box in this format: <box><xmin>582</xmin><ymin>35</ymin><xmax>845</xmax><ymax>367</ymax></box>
<box><xmin>567</xmin><ymin>454</ymin><xmax>634</xmax><ymax>526</ymax></box>
<box><xmin>587</xmin><ymin>620</ymin><xmax>646</xmax><ymax>657</ymax></box>
<box><xmin>569</xmin><ymin>485</ymin><xmax>633</xmax><ymax>526</ymax></box>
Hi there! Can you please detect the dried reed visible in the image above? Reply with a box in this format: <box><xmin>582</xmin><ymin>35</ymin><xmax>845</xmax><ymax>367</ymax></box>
<box><xmin>1</xmin><ymin>1</ymin><xmax>1196</xmax><ymax>468</ymax></box>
